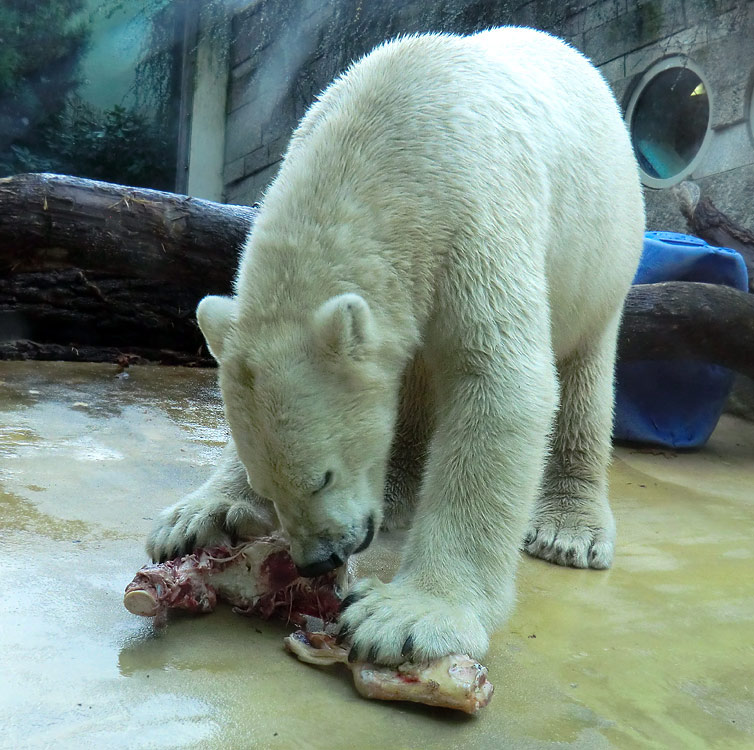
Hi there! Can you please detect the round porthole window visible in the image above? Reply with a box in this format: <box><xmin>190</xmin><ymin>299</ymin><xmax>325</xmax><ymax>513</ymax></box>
<box><xmin>625</xmin><ymin>58</ymin><xmax>711</xmax><ymax>188</ymax></box>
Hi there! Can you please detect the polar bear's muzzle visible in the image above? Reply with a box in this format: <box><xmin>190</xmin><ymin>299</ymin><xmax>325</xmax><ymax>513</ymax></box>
<box><xmin>295</xmin><ymin>514</ymin><xmax>375</xmax><ymax>578</ymax></box>
<box><xmin>295</xmin><ymin>552</ymin><xmax>345</xmax><ymax>578</ymax></box>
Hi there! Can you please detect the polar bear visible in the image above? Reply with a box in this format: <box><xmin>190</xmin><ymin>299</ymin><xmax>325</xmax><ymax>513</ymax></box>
<box><xmin>148</xmin><ymin>27</ymin><xmax>644</xmax><ymax>664</ymax></box>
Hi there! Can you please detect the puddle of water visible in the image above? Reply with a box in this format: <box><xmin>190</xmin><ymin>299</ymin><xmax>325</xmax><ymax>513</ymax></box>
<box><xmin>0</xmin><ymin>360</ymin><xmax>752</xmax><ymax>750</ymax></box>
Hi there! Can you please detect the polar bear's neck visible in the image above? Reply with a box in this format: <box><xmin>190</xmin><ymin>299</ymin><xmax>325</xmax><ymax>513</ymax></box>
<box><xmin>235</xmin><ymin>188</ymin><xmax>425</xmax><ymax>364</ymax></box>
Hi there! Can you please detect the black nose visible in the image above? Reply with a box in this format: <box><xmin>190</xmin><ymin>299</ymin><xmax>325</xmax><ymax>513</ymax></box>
<box><xmin>296</xmin><ymin>552</ymin><xmax>344</xmax><ymax>578</ymax></box>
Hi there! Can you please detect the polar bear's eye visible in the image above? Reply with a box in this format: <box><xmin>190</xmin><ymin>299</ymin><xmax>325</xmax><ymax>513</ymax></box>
<box><xmin>313</xmin><ymin>471</ymin><xmax>333</xmax><ymax>494</ymax></box>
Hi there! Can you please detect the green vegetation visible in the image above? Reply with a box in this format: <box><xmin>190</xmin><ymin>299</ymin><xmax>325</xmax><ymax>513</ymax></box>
<box><xmin>0</xmin><ymin>0</ymin><xmax>88</xmax><ymax>155</ymax></box>
<box><xmin>0</xmin><ymin>0</ymin><xmax>177</xmax><ymax>189</ymax></box>
<box><xmin>7</xmin><ymin>99</ymin><xmax>174</xmax><ymax>188</ymax></box>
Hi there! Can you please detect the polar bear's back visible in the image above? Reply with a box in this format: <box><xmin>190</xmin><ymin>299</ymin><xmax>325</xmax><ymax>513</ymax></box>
<box><xmin>465</xmin><ymin>28</ymin><xmax>644</xmax><ymax>350</ymax></box>
<box><xmin>260</xmin><ymin>28</ymin><xmax>643</xmax><ymax>357</ymax></box>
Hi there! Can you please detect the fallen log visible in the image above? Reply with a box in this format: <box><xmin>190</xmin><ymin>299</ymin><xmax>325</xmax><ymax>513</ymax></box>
<box><xmin>0</xmin><ymin>173</ymin><xmax>753</xmax><ymax>377</ymax></box>
<box><xmin>619</xmin><ymin>282</ymin><xmax>754</xmax><ymax>379</ymax></box>
<box><xmin>0</xmin><ymin>340</ymin><xmax>209</xmax><ymax>367</ymax></box>
<box><xmin>0</xmin><ymin>172</ymin><xmax>256</xmax><ymax>286</ymax></box>
<box><xmin>0</xmin><ymin>172</ymin><xmax>257</xmax><ymax>365</ymax></box>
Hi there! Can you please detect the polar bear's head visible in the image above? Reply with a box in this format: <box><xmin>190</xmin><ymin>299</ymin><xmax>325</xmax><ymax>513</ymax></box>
<box><xmin>197</xmin><ymin>293</ymin><xmax>398</xmax><ymax>576</ymax></box>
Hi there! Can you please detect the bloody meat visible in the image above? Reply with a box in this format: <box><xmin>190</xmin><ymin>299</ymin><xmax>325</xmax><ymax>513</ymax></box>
<box><xmin>123</xmin><ymin>533</ymin><xmax>347</xmax><ymax>626</ymax></box>
<box><xmin>124</xmin><ymin>534</ymin><xmax>493</xmax><ymax>713</ymax></box>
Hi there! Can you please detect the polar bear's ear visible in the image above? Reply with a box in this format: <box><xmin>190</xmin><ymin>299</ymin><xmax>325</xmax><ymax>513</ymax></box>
<box><xmin>314</xmin><ymin>293</ymin><xmax>375</xmax><ymax>360</ymax></box>
<box><xmin>196</xmin><ymin>295</ymin><xmax>236</xmax><ymax>362</ymax></box>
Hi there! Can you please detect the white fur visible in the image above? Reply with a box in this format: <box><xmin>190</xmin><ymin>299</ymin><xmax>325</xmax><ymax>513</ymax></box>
<box><xmin>196</xmin><ymin>295</ymin><xmax>236</xmax><ymax>360</ymax></box>
<box><xmin>147</xmin><ymin>28</ymin><xmax>644</xmax><ymax>664</ymax></box>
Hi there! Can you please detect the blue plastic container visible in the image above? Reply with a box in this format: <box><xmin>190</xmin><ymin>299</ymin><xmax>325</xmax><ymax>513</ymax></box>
<box><xmin>613</xmin><ymin>231</ymin><xmax>749</xmax><ymax>448</ymax></box>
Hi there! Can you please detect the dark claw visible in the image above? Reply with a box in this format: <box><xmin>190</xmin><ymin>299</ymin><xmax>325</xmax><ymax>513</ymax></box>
<box><xmin>221</xmin><ymin>517</ymin><xmax>240</xmax><ymax>547</ymax></box>
<box><xmin>523</xmin><ymin>533</ymin><xmax>535</xmax><ymax>547</ymax></box>
<box><xmin>335</xmin><ymin>624</ymin><xmax>351</xmax><ymax>645</ymax></box>
<box><xmin>401</xmin><ymin>635</ymin><xmax>414</xmax><ymax>659</ymax></box>
<box><xmin>339</xmin><ymin>592</ymin><xmax>362</xmax><ymax>612</ymax></box>
<box><xmin>347</xmin><ymin>645</ymin><xmax>359</xmax><ymax>663</ymax></box>
<box><xmin>366</xmin><ymin>645</ymin><xmax>378</xmax><ymax>664</ymax></box>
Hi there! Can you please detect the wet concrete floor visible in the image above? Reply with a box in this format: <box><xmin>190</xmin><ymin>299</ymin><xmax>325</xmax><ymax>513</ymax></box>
<box><xmin>0</xmin><ymin>360</ymin><xmax>752</xmax><ymax>749</ymax></box>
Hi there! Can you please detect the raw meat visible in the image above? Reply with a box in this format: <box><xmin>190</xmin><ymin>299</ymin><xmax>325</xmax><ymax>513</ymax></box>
<box><xmin>123</xmin><ymin>533</ymin><xmax>348</xmax><ymax>626</ymax></box>
<box><xmin>124</xmin><ymin>536</ymin><xmax>494</xmax><ymax>713</ymax></box>
<box><xmin>284</xmin><ymin>630</ymin><xmax>494</xmax><ymax>714</ymax></box>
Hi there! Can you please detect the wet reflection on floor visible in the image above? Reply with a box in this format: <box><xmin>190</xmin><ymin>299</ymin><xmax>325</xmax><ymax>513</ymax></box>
<box><xmin>1</xmin><ymin>361</ymin><xmax>752</xmax><ymax>749</ymax></box>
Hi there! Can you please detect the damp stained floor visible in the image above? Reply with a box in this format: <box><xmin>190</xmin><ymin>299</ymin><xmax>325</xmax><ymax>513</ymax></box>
<box><xmin>0</xmin><ymin>360</ymin><xmax>752</xmax><ymax>750</ymax></box>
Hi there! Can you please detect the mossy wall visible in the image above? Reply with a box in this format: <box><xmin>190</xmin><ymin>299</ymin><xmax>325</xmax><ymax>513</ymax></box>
<box><xmin>217</xmin><ymin>0</ymin><xmax>754</xmax><ymax>234</ymax></box>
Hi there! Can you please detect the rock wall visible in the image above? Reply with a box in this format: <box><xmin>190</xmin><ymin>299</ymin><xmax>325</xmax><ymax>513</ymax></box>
<box><xmin>220</xmin><ymin>0</ymin><xmax>754</xmax><ymax>235</ymax></box>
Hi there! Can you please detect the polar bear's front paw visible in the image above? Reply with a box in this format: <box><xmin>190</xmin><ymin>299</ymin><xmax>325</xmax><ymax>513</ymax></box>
<box><xmin>338</xmin><ymin>578</ymin><xmax>489</xmax><ymax>666</ymax></box>
<box><xmin>524</xmin><ymin>501</ymin><xmax>615</xmax><ymax>569</ymax></box>
<box><xmin>147</xmin><ymin>496</ymin><xmax>259</xmax><ymax>562</ymax></box>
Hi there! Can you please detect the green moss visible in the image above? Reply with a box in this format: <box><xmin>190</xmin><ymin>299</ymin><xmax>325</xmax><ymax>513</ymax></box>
<box><xmin>637</xmin><ymin>0</ymin><xmax>664</xmax><ymax>41</ymax></box>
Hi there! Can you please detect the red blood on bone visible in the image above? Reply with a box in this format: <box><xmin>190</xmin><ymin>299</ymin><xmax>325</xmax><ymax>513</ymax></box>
<box><xmin>398</xmin><ymin>674</ymin><xmax>420</xmax><ymax>683</ymax></box>
<box><xmin>260</xmin><ymin>550</ymin><xmax>299</xmax><ymax>591</ymax></box>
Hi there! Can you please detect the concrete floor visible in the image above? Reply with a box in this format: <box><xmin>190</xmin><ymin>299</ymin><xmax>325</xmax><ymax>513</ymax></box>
<box><xmin>0</xmin><ymin>360</ymin><xmax>752</xmax><ymax>750</ymax></box>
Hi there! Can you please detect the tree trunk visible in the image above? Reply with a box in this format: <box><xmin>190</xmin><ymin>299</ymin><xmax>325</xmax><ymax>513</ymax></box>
<box><xmin>1</xmin><ymin>173</ymin><xmax>753</xmax><ymax>376</ymax></box>
<box><xmin>0</xmin><ymin>172</ymin><xmax>257</xmax><ymax>365</ymax></box>
<box><xmin>619</xmin><ymin>282</ymin><xmax>754</xmax><ymax>379</ymax></box>
<box><xmin>673</xmin><ymin>181</ymin><xmax>754</xmax><ymax>421</ymax></box>
<box><xmin>673</xmin><ymin>181</ymin><xmax>754</xmax><ymax>293</ymax></box>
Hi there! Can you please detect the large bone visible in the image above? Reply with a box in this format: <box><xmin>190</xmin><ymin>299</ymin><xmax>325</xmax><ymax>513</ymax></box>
<box><xmin>284</xmin><ymin>630</ymin><xmax>494</xmax><ymax>714</ymax></box>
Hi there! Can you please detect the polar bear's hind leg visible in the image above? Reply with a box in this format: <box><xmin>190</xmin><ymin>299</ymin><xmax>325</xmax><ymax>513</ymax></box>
<box><xmin>524</xmin><ymin>313</ymin><xmax>622</xmax><ymax>570</ymax></box>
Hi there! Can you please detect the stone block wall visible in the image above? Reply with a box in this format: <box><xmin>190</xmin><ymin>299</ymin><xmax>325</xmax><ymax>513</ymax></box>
<box><xmin>219</xmin><ymin>0</ymin><xmax>754</xmax><ymax>236</ymax></box>
<box><xmin>221</xmin><ymin>0</ymin><xmax>575</xmax><ymax>205</ymax></box>
<box><xmin>583</xmin><ymin>0</ymin><xmax>754</xmax><ymax>232</ymax></box>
